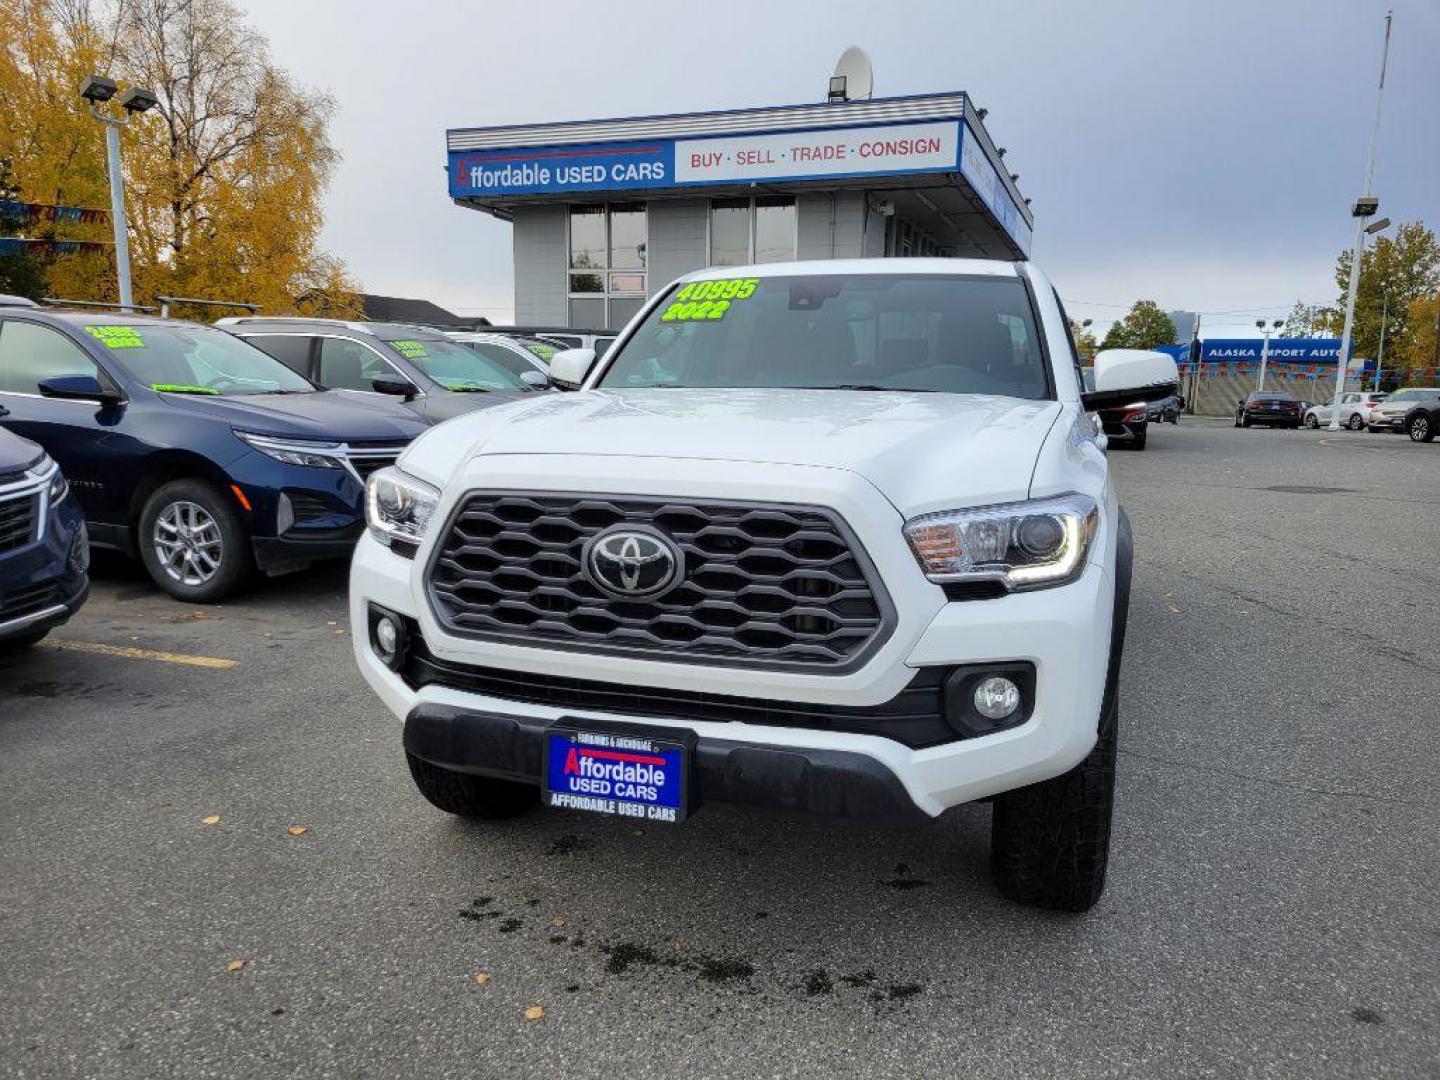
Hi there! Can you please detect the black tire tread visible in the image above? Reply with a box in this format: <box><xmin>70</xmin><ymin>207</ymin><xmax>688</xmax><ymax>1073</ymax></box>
<box><xmin>405</xmin><ymin>752</ymin><xmax>538</xmax><ymax>819</ymax></box>
<box><xmin>990</xmin><ymin>693</ymin><xmax>1117</xmax><ymax>912</ymax></box>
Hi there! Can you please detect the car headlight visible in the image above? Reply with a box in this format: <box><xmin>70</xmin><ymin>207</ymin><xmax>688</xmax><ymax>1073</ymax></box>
<box><xmin>30</xmin><ymin>454</ymin><xmax>67</xmax><ymax>502</ymax></box>
<box><xmin>903</xmin><ymin>494</ymin><xmax>1099</xmax><ymax>592</ymax></box>
<box><xmin>235</xmin><ymin>431</ymin><xmax>344</xmax><ymax>469</ymax></box>
<box><xmin>365</xmin><ymin>467</ymin><xmax>439</xmax><ymax>551</ymax></box>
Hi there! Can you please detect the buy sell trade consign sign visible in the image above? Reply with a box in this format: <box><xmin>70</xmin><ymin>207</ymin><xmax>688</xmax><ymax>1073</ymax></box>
<box><xmin>448</xmin><ymin>115</ymin><xmax>1035</xmax><ymax>256</ymax></box>
<box><xmin>447</xmin><ymin>118</ymin><xmax>1030</xmax><ymax>255</ymax></box>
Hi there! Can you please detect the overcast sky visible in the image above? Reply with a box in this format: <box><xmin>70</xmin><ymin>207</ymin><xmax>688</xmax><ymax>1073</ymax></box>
<box><xmin>240</xmin><ymin>0</ymin><xmax>1438</xmax><ymax>338</ymax></box>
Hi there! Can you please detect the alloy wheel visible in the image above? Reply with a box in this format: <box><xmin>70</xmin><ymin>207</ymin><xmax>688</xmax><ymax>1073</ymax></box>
<box><xmin>1411</xmin><ymin>416</ymin><xmax>1430</xmax><ymax>442</ymax></box>
<box><xmin>153</xmin><ymin>500</ymin><xmax>224</xmax><ymax>586</ymax></box>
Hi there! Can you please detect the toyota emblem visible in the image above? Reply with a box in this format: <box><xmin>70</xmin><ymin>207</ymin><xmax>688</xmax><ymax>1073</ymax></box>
<box><xmin>583</xmin><ymin>526</ymin><xmax>683</xmax><ymax>599</ymax></box>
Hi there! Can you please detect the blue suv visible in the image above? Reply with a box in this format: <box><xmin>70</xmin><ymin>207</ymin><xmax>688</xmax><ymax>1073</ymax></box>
<box><xmin>0</xmin><ymin>423</ymin><xmax>88</xmax><ymax>649</ymax></box>
<box><xmin>0</xmin><ymin>308</ymin><xmax>429</xmax><ymax>602</ymax></box>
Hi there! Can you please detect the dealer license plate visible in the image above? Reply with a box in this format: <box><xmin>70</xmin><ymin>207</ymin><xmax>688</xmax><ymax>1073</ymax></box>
<box><xmin>542</xmin><ymin>724</ymin><xmax>691</xmax><ymax>824</ymax></box>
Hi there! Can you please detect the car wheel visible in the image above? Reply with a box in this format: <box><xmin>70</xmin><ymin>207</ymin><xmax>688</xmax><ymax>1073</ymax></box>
<box><xmin>405</xmin><ymin>752</ymin><xmax>539</xmax><ymax>818</ymax></box>
<box><xmin>991</xmin><ymin>687</ymin><xmax>1117</xmax><ymax>912</ymax></box>
<box><xmin>1</xmin><ymin>627</ymin><xmax>51</xmax><ymax>652</ymax></box>
<box><xmin>1240</xmin><ymin>415</ymin><xmax>1252</xmax><ymax>428</ymax></box>
<box><xmin>1304</xmin><ymin>414</ymin><xmax>1319</xmax><ymax>429</ymax></box>
<box><xmin>138</xmin><ymin>479</ymin><xmax>254</xmax><ymax>602</ymax></box>
<box><xmin>1347</xmin><ymin>413</ymin><xmax>1365</xmax><ymax>431</ymax></box>
<box><xmin>1409</xmin><ymin>415</ymin><xmax>1434</xmax><ymax>443</ymax></box>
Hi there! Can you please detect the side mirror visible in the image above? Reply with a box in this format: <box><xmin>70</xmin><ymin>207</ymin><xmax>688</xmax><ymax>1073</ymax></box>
<box><xmin>371</xmin><ymin>373</ymin><xmax>417</xmax><ymax>401</ymax></box>
<box><xmin>548</xmin><ymin>347</ymin><xmax>596</xmax><ymax>391</ymax></box>
<box><xmin>38</xmin><ymin>374</ymin><xmax>120</xmax><ymax>404</ymax></box>
<box><xmin>1080</xmin><ymin>350</ymin><xmax>1179</xmax><ymax>412</ymax></box>
<box><xmin>519</xmin><ymin>369</ymin><xmax>551</xmax><ymax>389</ymax></box>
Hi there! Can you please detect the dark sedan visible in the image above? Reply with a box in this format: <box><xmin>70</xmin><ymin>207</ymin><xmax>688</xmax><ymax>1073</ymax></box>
<box><xmin>1234</xmin><ymin>392</ymin><xmax>1302</xmax><ymax>429</ymax></box>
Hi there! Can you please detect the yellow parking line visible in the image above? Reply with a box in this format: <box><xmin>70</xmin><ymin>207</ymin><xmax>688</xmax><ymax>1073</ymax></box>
<box><xmin>43</xmin><ymin>640</ymin><xmax>238</xmax><ymax>670</ymax></box>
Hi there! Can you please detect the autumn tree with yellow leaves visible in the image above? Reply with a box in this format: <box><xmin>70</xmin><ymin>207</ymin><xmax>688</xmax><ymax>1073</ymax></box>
<box><xmin>0</xmin><ymin>0</ymin><xmax>360</xmax><ymax>317</ymax></box>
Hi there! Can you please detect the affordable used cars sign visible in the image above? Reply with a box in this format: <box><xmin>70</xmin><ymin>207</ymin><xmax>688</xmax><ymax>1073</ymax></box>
<box><xmin>447</xmin><ymin>120</ymin><xmax>962</xmax><ymax>198</ymax></box>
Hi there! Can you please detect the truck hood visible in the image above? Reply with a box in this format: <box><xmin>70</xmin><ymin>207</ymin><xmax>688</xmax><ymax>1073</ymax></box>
<box><xmin>159</xmin><ymin>389</ymin><xmax>428</xmax><ymax>442</ymax></box>
<box><xmin>403</xmin><ymin>388</ymin><xmax>1060</xmax><ymax>515</ymax></box>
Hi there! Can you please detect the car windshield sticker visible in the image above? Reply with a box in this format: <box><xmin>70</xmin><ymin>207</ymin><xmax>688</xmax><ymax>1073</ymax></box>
<box><xmin>85</xmin><ymin>325</ymin><xmax>145</xmax><ymax>348</ymax></box>
<box><xmin>390</xmin><ymin>339</ymin><xmax>428</xmax><ymax>359</ymax></box>
<box><xmin>660</xmin><ymin>277</ymin><xmax>760</xmax><ymax>322</ymax></box>
<box><xmin>150</xmin><ymin>383</ymin><xmax>219</xmax><ymax>395</ymax></box>
<box><xmin>526</xmin><ymin>343</ymin><xmax>557</xmax><ymax>360</ymax></box>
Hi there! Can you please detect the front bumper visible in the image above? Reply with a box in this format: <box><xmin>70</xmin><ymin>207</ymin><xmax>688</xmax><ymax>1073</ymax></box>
<box><xmin>0</xmin><ymin>496</ymin><xmax>89</xmax><ymax>642</ymax></box>
<box><xmin>228</xmin><ymin>450</ymin><xmax>371</xmax><ymax>571</ymax></box>
<box><xmin>405</xmin><ymin>704</ymin><xmax>929</xmax><ymax>822</ymax></box>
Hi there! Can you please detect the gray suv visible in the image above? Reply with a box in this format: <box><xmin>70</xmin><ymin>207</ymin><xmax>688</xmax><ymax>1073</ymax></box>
<box><xmin>216</xmin><ymin>318</ymin><xmax>538</xmax><ymax>424</ymax></box>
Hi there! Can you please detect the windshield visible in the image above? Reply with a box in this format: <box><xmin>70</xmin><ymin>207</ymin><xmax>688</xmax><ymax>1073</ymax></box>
<box><xmin>382</xmin><ymin>337</ymin><xmax>528</xmax><ymax>392</ymax></box>
<box><xmin>512</xmin><ymin>337</ymin><xmax>561</xmax><ymax>364</ymax></box>
<box><xmin>459</xmin><ymin>340</ymin><xmax>539</xmax><ymax>379</ymax></box>
<box><xmin>597</xmin><ymin>274</ymin><xmax>1050</xmax><ymax>398</ymax></box>
<box><xmin>99</xmin><ymin>324</ymin><xmax>315</xmax><ymax>395</ymax></box>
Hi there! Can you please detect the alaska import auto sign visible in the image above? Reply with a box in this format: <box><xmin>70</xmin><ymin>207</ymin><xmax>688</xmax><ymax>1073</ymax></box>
<box><xmin>447</xmin><ymin>119</ymin><xmax>961</xmax><ymax>198</ymax></box>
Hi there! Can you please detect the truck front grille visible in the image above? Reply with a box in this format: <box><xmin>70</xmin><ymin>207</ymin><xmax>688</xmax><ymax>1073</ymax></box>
<box><xmin>427</xmin><ymin>492</ymin><xmax>892</xmax><ymax>670</ymax></box>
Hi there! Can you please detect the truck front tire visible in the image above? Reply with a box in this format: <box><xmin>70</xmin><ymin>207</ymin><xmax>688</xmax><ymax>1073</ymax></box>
<box><xmin>406</xmin><ymin>752</ymin><xmax>539</xmax><ymax>819</ymax></box>
<box><xmin>989</xmin><ymin>689</ymin><xmax>1116</xmax><ymax>912</ymax></box>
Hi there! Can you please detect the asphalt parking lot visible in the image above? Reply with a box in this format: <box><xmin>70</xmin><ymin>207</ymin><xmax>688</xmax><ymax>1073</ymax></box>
<box><xmin>2</xmin><ymin>420</ymin><xmax>1437</xmax><ymax>1080</ymax></box>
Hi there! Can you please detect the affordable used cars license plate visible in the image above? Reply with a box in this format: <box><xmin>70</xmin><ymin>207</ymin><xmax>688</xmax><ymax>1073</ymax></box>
<box><xmin>542</xmin><ymin>723</ymin><xmax>691</xmax><ymax>823</ymax></box>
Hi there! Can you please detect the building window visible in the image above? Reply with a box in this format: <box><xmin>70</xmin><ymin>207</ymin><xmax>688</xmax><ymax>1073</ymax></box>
<box><xmin>708</xmin><ymin>196</ymin><xmax>796</xmax><ymax>267</ymax></box>
<box><xmin>884</xmin><ymin>216</ymin><xmax>946</xmax><ymax>258</ymax></box>
<box><xmin>568</xmin><ymin>204</ymin><xmax>647</xmax><ymax>329</ymax></box>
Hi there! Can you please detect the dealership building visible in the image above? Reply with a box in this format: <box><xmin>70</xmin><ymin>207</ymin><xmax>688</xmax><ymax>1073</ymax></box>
<box><xmin>445</xmin><ymin>91</ymin><xmax>1033</xmax><ymax>329</ymax></box>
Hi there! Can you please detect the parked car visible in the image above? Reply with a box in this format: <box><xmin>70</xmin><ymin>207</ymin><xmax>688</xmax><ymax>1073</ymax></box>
<box><xmin>1144</xmin><ymin>393</ymin><xmax>1182</xmax><ymax>424</ymax></box>
<box><xmin>217</xmin><ymin>318</ymin><xmax>538</xmax><ymax>423</ymax></box>
<box><xmin>444</xmin><ymin>332</ymin><xmax>553</xmax><ymax>386</ymax></box>
<box><xmin>0</xmin><ymin>423</ymin><xmax>88</xmax><ymax>650</ymax></box>
<box><xmin>1082</xmin><ymin>369</ymin><xmax>1149</xmax><ymax>449</ymax></box>
<box><xmin>0</xmin><ymin>309</ymin><xmax>428</xmax><ymax>602</ymax></box>
<box><xmin>490</xmin><ymin>326</ymin><xmax>618</xmax><ymax>359</ymax></box>
<box><xmin>351</xmin><ymin>259</ymin><xmax>1179</xmax><ymax>912</ymax></box>
<box><xmin>1303</xmin><ymin>391</ymin><xmax>1386</xmax><ymax>430</ymax></box>
<box><xmin>1366</xmin><ymin>388</ymin><xmax>1440</xmax><ymax>435</ymax></box>
<box><xmin>1234</xmin><ymin>391</ymin><xmax>1302</xmax><ymax>428</ymax></box>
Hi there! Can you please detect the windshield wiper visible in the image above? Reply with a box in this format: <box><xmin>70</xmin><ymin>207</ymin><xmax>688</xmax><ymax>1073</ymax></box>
<box><xmin>794</xmin><ymin>384</ymin><xmax>933</xmax><ymax>392</ymax></box>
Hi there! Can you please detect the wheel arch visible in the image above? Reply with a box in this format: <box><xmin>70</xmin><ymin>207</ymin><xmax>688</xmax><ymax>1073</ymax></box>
<box><xmin>129</xmin><ymin>451</ymin><xmax>241</xmax><ymax>528</ymax></box>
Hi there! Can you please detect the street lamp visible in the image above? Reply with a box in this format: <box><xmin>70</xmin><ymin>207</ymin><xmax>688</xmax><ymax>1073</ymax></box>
<box><xmin>1256</xmin><ymin>318</ymin><xmax>1284</xmax><ymax>391</ymax></box>
<box><xmin>1328</xmin><ymin>11</ymin><xmax>1394</xmax><ymax>432</ymax></box>
<box><xmin>79</xmin><ymin>73</ymin><xmax>159</xmax><ymax>311</ymax></box>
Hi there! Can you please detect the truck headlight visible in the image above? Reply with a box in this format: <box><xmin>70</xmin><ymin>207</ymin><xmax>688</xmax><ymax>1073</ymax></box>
<box><xmin>365</xmin><ymin>467</ymin><xmax>439</xmax><ymax>552</ymax></box>
<box><xmin>235</xmin><ymin>431</ymin><xmax>344</xmax><ymax>469</ymax></box>
<box><xmin>903</xmin><ymin>494</ymin><xmax>1098</xmax><ymax>592</ymax></box>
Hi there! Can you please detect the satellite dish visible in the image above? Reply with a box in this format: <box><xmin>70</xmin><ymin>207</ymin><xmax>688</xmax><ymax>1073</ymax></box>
<box><xmin>829</xmin><ymin>46</ymin><xmax>873</xmax><ymax>102</ymax></box>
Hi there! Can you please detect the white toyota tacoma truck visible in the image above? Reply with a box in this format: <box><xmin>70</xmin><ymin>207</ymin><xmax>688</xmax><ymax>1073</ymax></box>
<box><xmin>351</xmin><ymin>259</ymin><xmax>1176</xmax><ymax>912</ymax></box>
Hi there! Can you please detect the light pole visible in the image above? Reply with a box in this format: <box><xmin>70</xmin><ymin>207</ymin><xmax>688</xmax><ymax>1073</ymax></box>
<box><xmin>1328</xmin><ymin>10</ymin><xmax>1393</xmax><ymax>432</ymax></box>
<box><xmin>79</xmin><ymin>75</ymin><xmax>159</xmax><ymax>311</ymax></box>
<box><xmin>1256</xmin><ymin>318</ymin><xmax>1284</xmax><ymax>392</ymax></box>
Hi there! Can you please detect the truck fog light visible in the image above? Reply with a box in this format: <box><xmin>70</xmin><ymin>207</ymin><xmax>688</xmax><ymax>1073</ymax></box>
<box><xmin>368</xmin><ymin>604</ymin><xmax>410</xmax><ymax>671</ymax></box>
<box><xmin>376</xmin><ymin>617</ymin><xmax>399</xmax><ymax>657</ymax></box>
<box><xmin>973</xmin><ymin>676</ymin><xmax>1021</xmax><ymax>720</ymax></box>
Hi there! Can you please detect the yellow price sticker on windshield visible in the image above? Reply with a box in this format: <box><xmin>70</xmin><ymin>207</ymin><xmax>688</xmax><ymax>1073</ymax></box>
<box><xmin>661</xmin><ymin>277</ymin><xmax>760</xmax><ymax>322</ymax></box>
<box><xmin>85</xmin><ymin>325</ymin><xmax>145</xmax><ymax>348</ymax></box>
<box><xmin>390</xmin><ymin>339</ymin><xmax>428</xmax><ymax>359</ymax></box>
